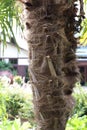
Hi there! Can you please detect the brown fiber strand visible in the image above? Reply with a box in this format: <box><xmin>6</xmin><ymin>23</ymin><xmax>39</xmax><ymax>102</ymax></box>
<box><xmin>19</xmin><ymin>0</ymin><xmax>84</xmax><ymax>130</ymax></box>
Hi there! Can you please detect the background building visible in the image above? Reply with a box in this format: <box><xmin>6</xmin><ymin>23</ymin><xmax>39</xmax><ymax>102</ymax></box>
<box><xmin>0</xmin><ymin>39</ymin><xmax>28</xmax><ymax>78</ymax></box>
<box><xmin>76</xmin><ymin>46</ymin><xmax>87</xmax><ymax>84</ymax></box>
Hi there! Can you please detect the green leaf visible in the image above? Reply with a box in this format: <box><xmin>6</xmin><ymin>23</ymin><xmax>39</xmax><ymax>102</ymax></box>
<box><xmin>0</xmin><ymin>0</ymin><xmax>21</xmax><ymax>47</ymax></box>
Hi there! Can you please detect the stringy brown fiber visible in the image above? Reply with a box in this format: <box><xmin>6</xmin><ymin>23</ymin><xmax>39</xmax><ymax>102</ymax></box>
<box><xmin>20</xmin><ymin>0</ymin><xmax>84</xmax><ymax>129</ymax></box>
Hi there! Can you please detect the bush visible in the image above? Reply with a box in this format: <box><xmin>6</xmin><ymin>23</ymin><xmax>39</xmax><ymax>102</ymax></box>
<box><xmin>72</xmin><ymin>83</ymin><xmax>87</xmax><ymax>117</ymax></box>
<box><xmin>0</xmin><ymin>82</ymin><xmax>7</xmax><ymax>121</ymax></box>
<box><xmin>66</xmin><ymin>82</ymin><xmax>87</xmax><ymax>129</ymax></box>
<box><xmin>66</xmin><ymin>115</ymin><xmax>87</xmax><ymax>130</ymax></box>
<box><xmin>13</xmin><ymin>76</ymin><xmax>23</xmax><ymax>85</ymax></box>
<box><xmin>0</xmin><ymin>118</ymin><xmax>31</xmax><ymax>130</ymax></box>
<box><xmin>0</xmin><ymin>92</ymin><xmax>7</xmax><ymax>120</ymax></box>
<box><xmin>0</xmin><ymin>60</ymin><xmax>17</xmax><ymax>75</ymax></box>
<box><xmin>0</xmin><ymin>77</ymin><xmax>34</xmax><ymax>128</ymax></box>
<box><xmin>5</xmin><ymin>86</ymin><xmax>34</xmax><ymax>125</ymax></box>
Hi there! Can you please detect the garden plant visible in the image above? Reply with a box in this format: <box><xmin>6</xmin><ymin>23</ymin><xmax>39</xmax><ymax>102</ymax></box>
<box><xmin>0</xmin><ymin>76</ymin><xmax>34</xmax><ymax>129</ymax></box>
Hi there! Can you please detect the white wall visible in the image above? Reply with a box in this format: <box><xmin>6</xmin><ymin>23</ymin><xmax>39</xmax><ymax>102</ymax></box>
<box><xmin>18</xmin><ymin>59</ymin><xmax>29</xmax><ymax>65</ymax></box>
<box><xmin>0</xmin><ymin>43</ymin><xmax>29</xmax><ymax>66</ymax></box>
<box><xmin>0</xmin><ymin>43</ymin><xmax>18</xmax><ymax>58</ymax></box>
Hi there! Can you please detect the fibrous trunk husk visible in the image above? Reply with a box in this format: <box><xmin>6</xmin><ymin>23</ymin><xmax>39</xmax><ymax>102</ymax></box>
<box><xmin>20</xmin><ymin>0</ymin><xmax>84</xmax><ymax>130</ymax></box>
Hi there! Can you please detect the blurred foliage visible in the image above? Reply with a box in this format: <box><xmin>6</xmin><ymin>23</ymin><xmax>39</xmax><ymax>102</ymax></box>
<box><xmin>0</xmin><ymin>0</ymin><xmax>21</xmax><ymax>47</ymax></box>
<box><xmin>0</xmin><ymin>60</ymin><xmax>17</xmax><ymax>75</ymax></box>
<box><xmin>13</xmin><ymin>76</ymin><xmax>23</xmax><ymax>85</ymax></box>
<box><xmin>0</xmin><ymin>61</ymin><xmax>13</xmax><ymax>71</ymax></box>
<box><xmin>80</xmin><ymin>0</ymin><xmax>87</xmax><ymax>45</ymax></box>
<box><xmin>72</xmin><ymin>83</ymin><xmax>87</xmax><ymax>117</ymax></box>
<box><xmin>66</xmin><ymin>115</ymin><xmax>87</xmax><ymax>130</ymax></box>
<box><xmin>0</xmin><ymin>77</ymin><xmax>34</xmax><ymax>128</ymax></box>
<box><xmin>0</xmin><ymin>118</ymin><xmax>31</xmax><ymax>130</ymax></box>
<box><xmin>66</xmin><ymin>83</ymin><xmax>87</xmax><ymax>129</ymax></box>
<box><xmin>80</xmin><ymin>18</ymin><xmax>87</xmax><ymax>45</ymax></box>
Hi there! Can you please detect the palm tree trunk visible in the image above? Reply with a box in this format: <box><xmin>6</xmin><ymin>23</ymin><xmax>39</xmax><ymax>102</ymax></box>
<box><xmin>20</xmin><ymin>0</ymin><xmax>83</xmax><ymax>129</ymax></box>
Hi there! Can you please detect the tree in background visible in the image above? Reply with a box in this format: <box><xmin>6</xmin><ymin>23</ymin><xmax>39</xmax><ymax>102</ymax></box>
<box><xmin>0</xmin><ymin>0</ymin><xmax>86</xmax><ymax>129</ymax></box>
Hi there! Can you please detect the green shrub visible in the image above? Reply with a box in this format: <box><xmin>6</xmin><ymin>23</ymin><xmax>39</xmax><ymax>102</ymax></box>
<box><xmin>0</xmin><ymin>118</ymin><xmax>32</xmax><ymax>130</ymax></box>
<box><xmin>6</xmin><ymin>87</ymin><xmax>34</xmax><ymax>126</ymax></box>
<box><xmin>66</xmin><ymin>115</ymin><xmax>87</xmax><ymax>130</ymax></box>
<box><xmin>0</xmin><ymin>60</ymin><xmax>17</xmax><ymax>75</ymax></box>
<box><xmin>72</xmin><ymin>83</ymin><xmax>87</xmax><ymax>117</ymax></box>
<box><xmin>0</xmin><ymin>83</ymin><xmax>7</xmax><ymax>121</ymax></box>
<box><xmin>13</xmin><ymin>76</ymin><xmax>23</xmax><ymax>85</ymax></box>
<box><xmin>0</xmin><ymin>92</ymin><xmax>7</xmax><ymax>120</ymax></box>
<box><xmin>0</xmin><ymin>79</ymin><xmax>34</xmax><ymax>128</ymax></box>
<box><xmin>6</xmin><ymin>94</ymin><xmax>25</xmax><ymax>117</ymax></box>
<box><xmin>66</xmin><ymin>83</ymin><xmax>87</xmax><ymax>130</ymax></box>
<box><xmin>0</xmin><ymin>61</ymin><xmax>13</xmax><ymax>71</ymax></box>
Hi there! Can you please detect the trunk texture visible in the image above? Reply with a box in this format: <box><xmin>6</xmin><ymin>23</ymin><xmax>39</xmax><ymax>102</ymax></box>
<box><xmin>20</xmin><ymin>0</ymin><xmax>84</xmax><ymax>130</ymax></box>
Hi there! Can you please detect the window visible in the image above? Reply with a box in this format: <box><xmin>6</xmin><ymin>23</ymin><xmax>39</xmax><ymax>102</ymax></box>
<box><xmin>9</xmin><ymin>58</ymin><xmax>18</xmax><ymax>64</ymax></box>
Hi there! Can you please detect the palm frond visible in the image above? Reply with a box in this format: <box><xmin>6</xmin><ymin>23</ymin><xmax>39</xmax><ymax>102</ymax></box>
<box><xmin>0</xmin><ymin>0</ymin><xmax>21</xmax><ymax>46</ymax></box>
<box><xmin>80</xmin><ymin>0</ymin><xmax>87</xmax><ymax>45</ymax></box>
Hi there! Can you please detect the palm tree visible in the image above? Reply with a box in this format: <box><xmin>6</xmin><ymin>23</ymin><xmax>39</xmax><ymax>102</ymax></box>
<box><xmin>19</xmin><ymin>0</ymin><xmax>84</xmax><ymax>129</ymax></box>
<box><xmin>0</xmin><ymin>0</ymin><xmax>84</xmax><ymax>129</ymax></box>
